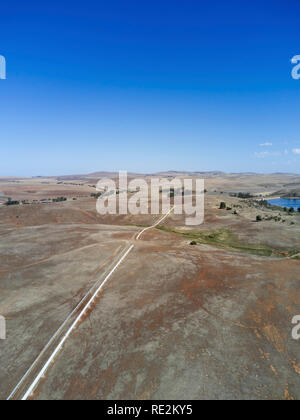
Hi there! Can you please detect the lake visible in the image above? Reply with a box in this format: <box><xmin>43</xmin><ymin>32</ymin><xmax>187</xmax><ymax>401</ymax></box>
<box><xmin>267</xmin><ymin>198</ymin><xmax>300</xmax><ymax>210</ymax></box>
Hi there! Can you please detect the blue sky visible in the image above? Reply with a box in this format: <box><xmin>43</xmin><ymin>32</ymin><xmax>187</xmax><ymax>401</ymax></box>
<box><xmin>0</xmin><ymin>0</ymin><xmax>300</xmax><ymax>176</ymax></box>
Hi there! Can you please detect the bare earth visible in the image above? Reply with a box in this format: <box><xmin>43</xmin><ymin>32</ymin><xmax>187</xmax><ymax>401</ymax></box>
<box><xmin>0</xmin><ymin>172</ymin><xmax>299</xmax><ymax>400</ymax></box>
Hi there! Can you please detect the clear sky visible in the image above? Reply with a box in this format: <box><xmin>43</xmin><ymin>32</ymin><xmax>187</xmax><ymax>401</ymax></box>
<box><xmin>1</xmin><ymin>0</ymin><xmax>300</xmax><ymax>176</ymax></box>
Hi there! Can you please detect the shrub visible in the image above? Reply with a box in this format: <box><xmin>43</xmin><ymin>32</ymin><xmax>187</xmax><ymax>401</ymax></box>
<box><xmin>190</xmin><ymin>241</ymin><xmax>197</xmax><ymax>245</ymax></box>
<box><xmin>219</xmin><ymin>202</ymin><xmax>226</xmax><ymax>209</ymax></box>
<box><xmin>256</xmin><ymin>215</ymin><xmax>262</xmax><ymax>222</ymax></box>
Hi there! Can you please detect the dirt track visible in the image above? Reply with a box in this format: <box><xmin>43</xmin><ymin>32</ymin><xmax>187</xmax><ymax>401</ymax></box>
<box><xmin>0</xmin><ymin>222</ymin><xmax>137</xmax><ymax>400</ymax></box>
<box><xmin>29</xmin><ymin>229</ymin><xmax>300</xmax><ymax>400</ymax></box>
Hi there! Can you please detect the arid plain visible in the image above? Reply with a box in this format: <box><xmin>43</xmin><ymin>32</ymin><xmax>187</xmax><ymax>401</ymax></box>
<box><xmin>0</xmin><ymin>172</ymin><xmax>299</xmax><ymax>400</ymax></box>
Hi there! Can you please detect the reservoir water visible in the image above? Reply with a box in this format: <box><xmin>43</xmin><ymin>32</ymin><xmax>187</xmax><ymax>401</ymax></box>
<box><xmin>267</xmin><ymin>198</ymin><xmax>300</xmax><ymax>210</ymax></box>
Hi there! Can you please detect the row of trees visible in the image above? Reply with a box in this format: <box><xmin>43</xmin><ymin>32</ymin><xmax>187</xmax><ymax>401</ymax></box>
<box><xmin>3</xmin><ymin>196</ymin><xmax>73</xmax><ymax>206</ymax></box>
<box><xmin>230</xmin><ymin>192</ymin><xmax>254</xmax><ymax>199</ymax></box>
<box><xmin>4</xmin><ymin>199</ymin><xmax>19</xmax><ymax>206</ymax></box>
<box><xmin>52</xmin><ymin>197</ymin><xmax>67</xmax><ymax>202</ymax></box>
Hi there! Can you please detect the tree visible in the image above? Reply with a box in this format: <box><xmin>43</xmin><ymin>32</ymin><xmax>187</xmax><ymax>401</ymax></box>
<box><xmin>52</xmin><ymin>197</ymin><xmax>67</xmax><ymax>203</ymax></box>
<box><xmin>237</xmin><ymin>192</ymin><xmax>253</xmax><ymax>199</ymax></box>
<box><xmin>91</xmin><ymin>192</ymin><xmax>102</xmax><ymax>199</ymax></box>
<box><xmin>219</xmin><ymin>202</ymin><xmax>226</xmax><ymax>209</ymax></box>
<box><xmin>5</xmin><ymin>200</ymin><xmax>19</xmax><ymax>206</ymax></box>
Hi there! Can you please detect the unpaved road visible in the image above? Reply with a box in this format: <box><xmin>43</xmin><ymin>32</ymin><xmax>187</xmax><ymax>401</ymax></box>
<box><xmin>7</xmin><ymin>208</ymin><xmax>174</xmax><ymax>400</ymax></box>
